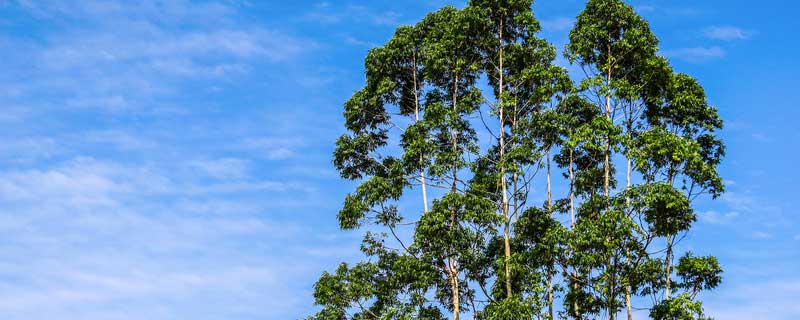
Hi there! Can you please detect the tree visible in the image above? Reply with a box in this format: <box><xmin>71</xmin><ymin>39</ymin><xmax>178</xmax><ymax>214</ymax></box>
<box><xmin>311</xmin><ymin>1</ymin><xmax>725</xmax><ymax>319</ymax></box>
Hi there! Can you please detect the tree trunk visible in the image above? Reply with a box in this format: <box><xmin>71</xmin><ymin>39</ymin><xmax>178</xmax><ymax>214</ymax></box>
<box><xmin>450</xmin><ymin>269</ymin><xmax>460</xmax><ymax>320</ymax></box>
<box><xmin>665</xmin><ymin>233</ymin><xmax>672</xmax><ymax>300</ymax></box>
<box><xmin>665</xmin><ymin>173</ymin><xmax>675</xmax><ymax>300</ymax></box>
<box><xmin>625</xmin><ymin>155</ymin><xmax>633</xmax><ymax>320</ymax></box>
<box><xmin>412</xmin><ymin>51</ymin><xmax>429</xmax><ymax>214</ymax></box>
<box><xmin>569</xmin><ymin>149</ymin><xmax>581</xmax><ymax>319</ymax></box>
<box><xmin>547</xmin><ymin>271</ymin><xmax>554</xmax><ymax>320</ymax></box>
<box><xmin>449</xmin><ymin>73</ymin><xmax>461</xmax><ymax>320</ymax></box>
<box><xmin>604</xmin><ymin>45</ymin><xmax>613</xmax><ymax>197</ymax></box>
<box><xmin>547</xmin><ymin>148</ymin><xmax>555</xmax><ymax>320</ymax></box>
<box><xmin>496</xmin><ymin>20</ymin><xmax>513</xmax><ymax>300</ymax></box>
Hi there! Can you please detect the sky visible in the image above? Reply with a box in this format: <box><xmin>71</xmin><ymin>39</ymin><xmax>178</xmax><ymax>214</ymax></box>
<box><xmin>0</xmin><ymin>0</ymin><xmax>797</xmax><ymax>319</ymax></box>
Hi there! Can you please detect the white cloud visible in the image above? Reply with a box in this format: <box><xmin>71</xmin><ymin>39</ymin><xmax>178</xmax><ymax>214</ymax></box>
<box><xmin>751</xmin><ymin>132</ymin><xmax>770</xmax><ymax>142</ymax></box>
<box><xmin>235</xmin><ymin>137</ymin><xmax>301</xmax><ymax>160</ymax></box>
<box><xmin>635</xmin><ymin>5</ymin><xmax>656</xmax><ymax>12</ymax></box>
<box><xmin>704</xmin><ymin>26</ymin><xmax>752</xmax><ymax>41</ymax></box>
<box><xmin>343</xmin><ymin>35</ymin><xmax>377</xmax><ymax>48</ymax></box>
<box><xmin>190</xmin><ymin>158</ymin><xmax>250</xmax><ymax>180</ymax></box>
<box><xmin>699</xmin><ymin>210</ymin><xmax>739</xmax><ymax>224</ymax></box>
<box><xmin>303</xmin><ymin>3</ymin><xmax>403</xmax><ymax>26</ymax></box>
<box><xmin>751</xmin><ymin>231</ymin><xmax>773</xmax><ymax>239</ymax></box>
<box><xmin>665</xmin><ymin>46</ymin><xmax>726</xmax><ymax>63</ymax></box>
<box><xmin>540</xmin><ymin>17</ymin><xmax>574</xmax><ymax>32</ymax></box>
<box><xmin>7</xmin><ymin>0</ymin><xmax>316</xmax><ymax>112</ymax></box>
<box><xmin>0</xmin><ymin>156</ymin><xmax>329</xmax><ymax>318</ymax></box>
<box><xmin>705</xmin><ymin>279</ymin><xmax>800</xmax><ymax>319</ymax></box>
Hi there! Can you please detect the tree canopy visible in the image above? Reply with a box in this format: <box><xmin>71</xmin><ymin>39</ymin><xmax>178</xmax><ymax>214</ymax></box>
<box><xmin>311</xmin><ymin>1</ymin><xmax>725</xmax><ymax>319</ymax></box>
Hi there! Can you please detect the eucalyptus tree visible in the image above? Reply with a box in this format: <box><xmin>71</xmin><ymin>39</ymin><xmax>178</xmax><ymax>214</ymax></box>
<box><xmin>631</xmin><ymin>71</ymin><xmax>725</xmax><ymax>305</ymax></box>
<box><xmin>311</xmin><ymin>0</ymin><xmax>726</xmax><ymax>319</ymax></box>
<box><xmin>564</xmin><ymin>0</ymin><xmax>726</xmax><ymax>319</ymax></box>
<box><xmin>468</xmin><ymin>0</ymin><xmax>570</xmax><ymax>316</ymax></box>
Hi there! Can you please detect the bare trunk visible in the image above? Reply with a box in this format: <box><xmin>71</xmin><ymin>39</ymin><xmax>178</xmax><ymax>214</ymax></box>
<box><xmin>604</xmin><ymin>45</ymin><xmax>613</xmax><ymax>197</ymax></box>
<box><xmin>496</xmin><ymin>20</ymin><xmax>513</xmax><ymax>300</ymax></box>
<box><xmin>412</xmin><ymin>51</ymin><xmax>429</xmax><ymax>214</ymax></box>
<box><xmin>547</xmin><ymin>148</ymin><xmax>555</xmax><ymax>320</ymax></box>
<box><xmin>547</xmin><ymin>148</ymin><xmax>553</xmax><ymax>210</ymax></box>
<box><xmin>569</xmin><ymin>149</ymin><xmax>580</xmax><ymax>318</ymax></box>
<box><xmin>449</xmin><ymin>73</ymin><xmax>461</xmax><ymax>320</ymax></box>
<box><xmin>609</xmin><ymin>257</ymin><xmax>616</xmax><ymax>320</ymax></box>
<box><xmin>570</xmin><ymin>149</ymin><xmax>576</xmax><ymax>229</ymax></box>
<box><xmin>604</xmin><ymin>152</ymin><xmax>610</xmax><ymax>197</ymax></box>
<box><xmin>665</xmin><ymin>233</ymin><xmax>672</xmax><ymax>300</ymax></box>
<box><xmin>625</xmin><ymin>290</ymin><xmax>633</xmax><ymax>320</ymax></box>
<box><xmin>665</xmin><ymin>173</ymin><xmax>675</xmax><ymax>300</ymax></box>
<box><xmin>547</xmin><ymin>271</ymin><xmax>554</xmax><ymax>320</ymax></box>
<box><xmin>625</xmin><ymin>155</ymin><xmax>633</xmax><ymax>320</ymax></box>
<box><xmin>450</xmin><ymin>269</ymin><xmax>460</xmax><ymax>320</ymax></box>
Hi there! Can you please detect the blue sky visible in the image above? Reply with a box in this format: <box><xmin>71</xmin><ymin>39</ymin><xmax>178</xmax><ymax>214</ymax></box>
<box><xmin>0</xmin><ymin>0</ymin><xmax>797</xmax><ymax>319</ymax></box>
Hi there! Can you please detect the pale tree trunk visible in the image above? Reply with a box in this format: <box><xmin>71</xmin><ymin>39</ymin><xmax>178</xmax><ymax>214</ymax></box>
<box><xmin>547</xmin><ymin>148</ymin><xmax>555</xmax><ymax>320</ymax></box>
<box><xmin>604</xmin><ymin>49</ymin><xmax>614</xmax><ymax>318</ymax></box>
<box><xmin>569</xmin><ymin>149</ymin><xmax>581</xmax><ymax>319</ymax></box>
<box><xmin>665</xmin><ymin>173</ymin><xmax>675</xmax><ymax>300</ymax></box>
<box><xmin>609</xmin><ymin>258</ymin><xmax>616</xmax><ymax>320</ymax></box>
<box><xmin>496</xmin><ymin>21</ymin><xmax>513</xmax><ymax>300</ymax></box>
<box><xmin>449</xmin><ymin>74</ymin><xmax>461</xmax><ymax>320</ymax></box>
<box><xmin>625</xmin><ymin>155</ymin><xmax>633</xmax><ymax>320</ymax></box>
<box><xmin>665</xmin><ymin>233</ymin><xmax>672</xmax><ymax>300</ymax></box>
<box><xmin>450</xmin><ymin>269</ymin><xmax>460</xmax><ymax>320</ymax></box>
<box><xmin>412</xmin><ymin>51</ymin><xmax>428</xmax><ymax>214</ymax></box>
<box><xmin>604</xmin><ymin>45</ymin><xmax>613</xmax><ymax>197</ymax></box>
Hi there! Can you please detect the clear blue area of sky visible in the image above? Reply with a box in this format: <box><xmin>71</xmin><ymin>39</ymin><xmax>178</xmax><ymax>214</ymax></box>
<box><xmin>0</xmin><ymin>0</ymin><xmax>797</xmax><ymax>319</ymax></box>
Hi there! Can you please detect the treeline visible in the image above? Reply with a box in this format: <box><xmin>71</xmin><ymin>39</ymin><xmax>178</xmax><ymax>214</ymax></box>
<box><xmin>310</xmin><ymin>0</ymin><xmax>724</xmax><ymax>319</ymax></box>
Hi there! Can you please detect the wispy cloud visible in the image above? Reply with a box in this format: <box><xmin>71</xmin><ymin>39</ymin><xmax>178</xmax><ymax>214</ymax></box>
<box><xmin>0</xmin><ymin>155</ymin><xmax>329</xmax><ymax>318</ymax></box>
<box><xmin>704</xmin><ymin>26</ymin><xmax>753</xmax><ymax>41</ymax></box>
<box><xmin>751</xmin><ymin>231</ymin><xmax>774</xmax><ymax>239</ymax></box>
<box><xmin>5</xmin><ymin>0</ymin><xmax>316</xmax><ymax>112</ymax></box>
<box><xmin>705</xmin><ymin>279</ymin><xmax>800</xmax><ymax>319</ymax></box>
<box><xmin>234</xmin><ymin>137</ymin><xmax>301</xmax><ymax>160</ymax></box>
<box><xmin>699</xmin><ymin>210</ymin><xmax>740</xmax><ymax>224</ymax></box>
<box><xmin>540</xmin><ymin>17</ymin><xmax>574</xmax><ymax>32</ymax></box>
<box><xmin>303</xmin><ymin>3</ymin><xmax>403</xmax><ymax>26</ymax></box>
<box><xmin>664</xmin><ymin>46</ymin><xmax>726</xmax><ymax>63</ymax></box>
<box><xmin>190</xmin><ymin>158</ymin><xmax>251</xmax><ymax>180</ymax></box>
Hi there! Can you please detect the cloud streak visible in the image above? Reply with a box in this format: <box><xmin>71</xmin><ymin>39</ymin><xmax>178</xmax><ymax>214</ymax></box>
<box><xmin>704</xmin><ymin>26</ymin><xmax>753</xmax><ymax>41</ymax></box>
<box><xmin>664</xmin><ymin>46</ymin><xmax>726</xmax><ymax>63</ymax></box>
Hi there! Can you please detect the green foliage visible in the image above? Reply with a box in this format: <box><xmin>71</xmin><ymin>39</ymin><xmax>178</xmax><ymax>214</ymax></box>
<box><xmin>627</xmin><ymin>183</ymin><xmax>695</xmax><ymax>236</ymax></box>
<box><xmin>312</xmin><ymin>0</ymin><xmax>726</xmax><ymax>319</ymax></box>
<box><xmin>650</xmin><ymin>293</ymin><xmax>712</xmax><ymax>320</ymax></box>
<box><xmin>566</xmin><ymin>0</ymin><xmax>658</xmax><ymax>77</ymax></box>
<box><xmin>676</xmin><ymin>253</ymin><xmax>723</xmax><ymax>297</ymax></box>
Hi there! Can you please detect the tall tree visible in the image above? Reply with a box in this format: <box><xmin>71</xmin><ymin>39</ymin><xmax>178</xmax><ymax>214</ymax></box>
<box><xmin>311</xmin><ymin>1</ymin><xmax>726</xmax><ymax>319</ymax></box>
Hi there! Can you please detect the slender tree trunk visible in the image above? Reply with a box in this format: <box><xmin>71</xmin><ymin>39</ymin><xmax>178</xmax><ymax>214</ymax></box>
<box><xmin>665</xmin><ymin>233</ymin><xmax>672</xmax><ymax>300</ymax></box>
<box><xmin>625</xmin><ymin>154</ymin><xmax>633</xmax><ymax>320</ymax></box>
<box><xmin>604</xmin><ymin>45</ymin><xmax>613</xmax><ymax>197</ymax></box>
<box><xmin>412</xmin><ymin>51</ymin><xmax>428</xmax><ymax>214</ymax></box>
<box><xmin>547</xmin><ymin>148</ymin><xmax>555</xmax><ymax>320</ymax></box>
<box><xmin>496</xmin><ymin>20</ymin><xmax>513</xmax><ymax>300</ymax></box>
<box><xmin>449</xmin><ymin>73</ymin><xmax>461</xmax><ymax>320</ymax></box>
<box><xmin>569</xmin><ymin>149</ymin><xmax>581</xmax><ymax>319</ymax></box>
<box><xmin>547</xmin><ymin>271</ymin><xmax>554</xmax><ymax>320</ymax></box>
<box><xmin>665</xmin><ymin>172</ymin><xmax>675</xmax><ymax>300</ymax></box>
<box><xmin>570</xmin><ymin>149</ymin><xmax>576</xmax><ymax>230</ymax></box>
<box><xmin>608</xmin><ymin>257</ymin><xmax>616</xmax><ymax>320</ymax></box>
<box><xmin>450</xmin><ymin>269</ymin><xmax>460</xmax><ymax>320</ymax></box>
<box><xmin>547</xmin><ymin>148</ymin><xmax>553</xmax><ymax>208</ymax></box>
